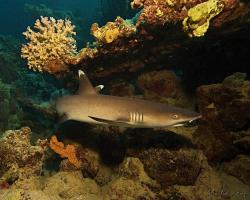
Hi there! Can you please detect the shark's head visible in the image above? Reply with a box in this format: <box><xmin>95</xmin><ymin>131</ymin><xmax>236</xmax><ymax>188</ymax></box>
<box><xmin>56</xmin><ymin>95</ymin><xmax>77</xmax><ymax>122</ymax></box>
<box><xmin>157</xmin><ymin>106</ymin><xmax>202</xmax><ymax>127</ymax></box>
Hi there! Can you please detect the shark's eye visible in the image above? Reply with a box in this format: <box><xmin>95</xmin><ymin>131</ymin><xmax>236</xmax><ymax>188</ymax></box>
<box><xmin>173</xmin><ymin>114</ymin><xmax>179</xmax><ymax>119</ymax></box>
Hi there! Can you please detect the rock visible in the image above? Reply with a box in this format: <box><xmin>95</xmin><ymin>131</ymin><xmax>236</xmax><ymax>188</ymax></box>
<box><xmin>223</xmin><ymin>155</ymin><xmax>250</xmax><ymax>185</ymax></box>
<box><xmin>103</xmin><ymin>177</ymin><xmax>156</xmax><ymax>200</ymax></box>
<box><xmin>137</xmin><ymin>148</ymin><xmax>204</xmax><ymax>187</ymax></box>
<box><xmin>95</xmin><ymin>164</ymin><xmax>114</xmax><ymax>186</ymax></box>
<box><xmin>12</xmin><ymin>176</ymin><xmax>44</xmax><ymax>190</ymax></box>
<box><xmin>174</xmin><ymin>161</ymin><xmax>228</xmax><ymax>200</ymax></box>
<box><xmin>193</xmin><ymin>124</ymin><xmax>237</xmax><ymax>163</ymax></box>
<box><xmin>0</xmin><ymin>189</ymin><xmax>59</xmax><ymax>200</ymax></box>
<box><xmin>197</xmin><ymin>72</ymin><xmax>250</xmax><ymax>131</ymax></box>
<box><xmin>43</xmin><ymin>171</ymin><xmax>101</xmax><ymax>199</ymax></box>
<box><xmin>218</xmin><ymin>171</ymin><xmax>250</xmax><ymax>200</ymax></box>
<box><xmin>69</xmin><ymin>194</ymin><xmax>103</xmax><ymax>200</ymax></box>
<box><xmin>109</xmin><ymin>82</ymin><xmax>135</xmax><ymax>97</ymax></box>
<box><xmin>138</xmin><ymin>70</ymin><xmax>193</xmax><ymax>108</ymax></box>
<box><xmin>193</xmin><ymin>72</ymin><xmax>250</xmax><ymax>163</ymax></box>
<box><xmin>58</xmin><ymin>144</ymin><xmax>100</xmax><ymax>179</ymax></box>
<box><xmin>0</xmin><ymin>127</ymin><xmax>47</xmax><ymax>185</ymax></box>
<box><xmin>117</xmin><ymin>157</ymin><xmax>159</xmax><ymax>188</ymax></box>
<box><xmin>77</xmin><ymin>147</ymin><xmax>100</xmax><ymax>178</ymax></box>
<box><xmin>233</xmin><ymin>131</ymin><xmax>250</xmax><ymax>153</ymax></box>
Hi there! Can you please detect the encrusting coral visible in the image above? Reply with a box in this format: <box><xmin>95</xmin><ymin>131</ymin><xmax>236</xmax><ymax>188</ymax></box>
<box><xmin>0</xmin><ymin>127</ymin><xmax>47</xmax><ymax>185</ymax></box>
<box><xmin>21</xmin><ymin>16</ymin><xmax>77</xmax><ymax>74</ymax></box>
<box><xmin>49</xmin><ymin>135</ymin><xmax>81</xmax><ymax>168</ymax></box>
<box><xmin>91</xmin><ymin>16</ymin><xmax>137</xmax><ymax>44</ymax></box>
<box><xmin>183</xmin><ymin>0</ymin><xmax>225</xmax><ymax>37</ymax></box>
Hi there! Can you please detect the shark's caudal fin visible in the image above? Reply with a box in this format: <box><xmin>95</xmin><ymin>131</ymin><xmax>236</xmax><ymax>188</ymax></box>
<box><xmin>77</xmin><ymin>70</ymin><xmax>98</xmax><ymax>95</ymax></box>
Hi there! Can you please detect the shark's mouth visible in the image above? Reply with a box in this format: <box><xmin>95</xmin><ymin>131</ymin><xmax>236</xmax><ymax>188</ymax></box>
<box><xmin>172</xmin><ymin>115</ymin><xmax>202</xmax><ymax>127</ymax></box>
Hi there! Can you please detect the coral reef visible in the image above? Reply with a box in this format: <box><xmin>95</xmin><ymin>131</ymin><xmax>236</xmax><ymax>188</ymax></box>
<box><xmin>193</xmin><ymin>73</ymin><xmax>250</xmax><ymax>162</ymax></box>
<box><xmin>0</xmin><ymin>127</ymin><xmax>47</xmax><ymax>185</ymax></box>
<box><xmin>50</xmin><ymin>136</ymin><xmax>100</xmax><ymax>178</ymax></box>
<box><xmin>183</xmin><ymin>0</ymin><xmax>225</xmax><ymax>37</ymax></box>
<box><xmin>49</xmin><ymin>136</ymin><xmax>81</xmax><ymax>168</ymax></box>
<box><xmin>20</xmin><ymin>0</ymin><xmax>247</xmax><ymax>76</ymax></box>
<box><xmin>138</xmin><ymin>70</ymin><xmax>193</xmax><ymax>108</ymax></box>
<box><xmin>10</xmin><ymin>0</ymin><xmax>250</xmax><ymax>199</ymax></box>
<box><xmin>223</xmin><ymin>155</ymin><xmax>250</xmax><ymax>185</ymax></box>
<box><xmin>21</xmin><ymin>16</ymin><xmax>77</xmax><ymax>74</ymax></box>
<box><xmin>91</xmin><ymin>16</ymin><xmax>136</xmax><ymax>44</ymax></box>
<box><xmin>136</xmin><ymin>148</ymin><xmax>203</xmax><ymax>186</ymax></box>
<box><xmin>197</xmin><ymin>72</ymin><xmax>250</xmax><ymax>131</ymax></box>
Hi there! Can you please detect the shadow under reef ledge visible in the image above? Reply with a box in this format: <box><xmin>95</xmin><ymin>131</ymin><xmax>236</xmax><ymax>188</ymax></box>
<box><xmin>65</xmin><ymin>2</ymin><xmax>250</xmax><ymax>94</ymax></box>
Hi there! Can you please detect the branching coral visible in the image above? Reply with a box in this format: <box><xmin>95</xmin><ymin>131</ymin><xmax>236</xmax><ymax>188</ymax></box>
<box><xmin>21</xmin><ymin>16</ymin><xmax>77</xmax><ymax>74</ymax></box>
<box><xmin>49</xmin><ymin>136</ymin><xmax>81</xmax><ymax>168</ymax></box>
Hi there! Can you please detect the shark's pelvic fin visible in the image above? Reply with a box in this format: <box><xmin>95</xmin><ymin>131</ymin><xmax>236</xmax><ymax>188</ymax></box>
<box><xmin>95</xmin><ymin>85</ymin><xmax>104</xmax><ymax>93</ymax></box>
<box><xmin>88</xmin><ymin>116</ymin><xmax>130</xmax><ymax>126</ymax></box>
<box><xmin>77</xmin><ymin>70</ymin><xmax>97</xmax><ymax>95</ymax></box>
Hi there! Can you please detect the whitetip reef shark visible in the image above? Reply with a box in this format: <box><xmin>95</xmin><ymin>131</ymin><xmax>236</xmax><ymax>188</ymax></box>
<box><xmin>56</xmin><ymin>70</ymin><xmax>201</xmax><ymax>128</ymax></box>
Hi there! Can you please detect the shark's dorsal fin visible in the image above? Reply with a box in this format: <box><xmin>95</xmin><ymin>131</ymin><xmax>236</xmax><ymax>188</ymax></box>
<box><xmin>77</xmin><ymin>70</ymin><xmax>97</xmax><ymax>95</ymax></box>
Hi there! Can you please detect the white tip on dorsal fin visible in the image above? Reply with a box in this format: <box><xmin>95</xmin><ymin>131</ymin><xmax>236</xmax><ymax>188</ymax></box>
<box><xmin>98</xmin><ymin>85</ymin><xmax>104</xmax><ymax>90</ymax></box>
<box><xmin>95</xmin><ymin>85</ymin><xmax>104</xmax><ymax>93</ymax></box>
<box><xmin>77</xmin><ymin>70</ymin><xmax>97</xmax><ymax>95</ymax></box>
<box><xmin>78</xmin><ymin>70</ymin><xmax>85</xmax><ymax>77</ymax></box>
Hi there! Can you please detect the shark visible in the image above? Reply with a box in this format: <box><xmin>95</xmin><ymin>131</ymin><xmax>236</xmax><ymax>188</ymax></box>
<box><xmin>56</xmin><ymin>70</ymin><xmax>201</xmax><ymax>128</ymax></box>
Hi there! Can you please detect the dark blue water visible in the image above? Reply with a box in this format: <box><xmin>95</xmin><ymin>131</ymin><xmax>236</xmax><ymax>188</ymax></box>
<box><xmin>0</xmin><ymin>0</ymin><xmax>134</xmax><ymax>44</ymax></box>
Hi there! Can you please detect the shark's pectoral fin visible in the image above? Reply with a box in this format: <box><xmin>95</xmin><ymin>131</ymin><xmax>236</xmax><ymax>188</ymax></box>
<box><xmin>77</xmin><ymin>70</ymin><xmax>97</xmax><ymax>96</ymax></box>
<box><xmin>88</xmin><ymin>116</ymin><xmax>130</xmax><ymax>126</ymax></box>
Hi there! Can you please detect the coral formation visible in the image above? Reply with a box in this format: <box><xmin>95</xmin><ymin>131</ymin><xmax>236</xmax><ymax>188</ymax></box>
<box><xmin>60</xmin><ymin>147</ymin><xmax>100</xmax><ymax>178</ymax></box>
<box><xmin>21</xmin><ymin>16</ymin><xmax>77</xmax><ymax>74</ymax></box>
<box><xmin>0</xmin><ymin>127</ymin><xmax>47</xmax><ymax>185</ymax></box>
<box><xmin>131</xmin><ymin>0</ymin><xmax>145</xmax><ymax>9</ymax></box>
<box><xmin>131</xmin><ymin>0</ymin><xmax>207</xmax><ymax>26</ymax></box>
<box><xmin>49</xmin><ymin>136</ymin><xmax>81</xmax><ymax>168</ymax></box>
<box><xmin>91</xmin><ymin>16</ymin><xmax>136</xmax><ymax>44</ymax></box>
<box><xmin>183</xmin><ymin>0</ymin><xmax>225</xmax><ymax>37</ymax></box>
<box><xmin>9</xmin><ymin>0</ymin><xmax>250</xmax><ymax>199</ymax></box>
<box><xmin>197</xmin><ymin>72</ymin><xmax>250</xmax><ymax>131</ymax></box>
<box><xmin>138</xmin><ymin>70</ymin><xmax>193</xmax><ymax>108</ymax></box>
<box><xmin>137</xmin><ymin>148</ymin><xmax>203</xmax><ymax>186</ymax></box>
<box><xmin>223</xmin><ymin>155</ymin><xmax>250</xmax><ymax>185</ymax></box>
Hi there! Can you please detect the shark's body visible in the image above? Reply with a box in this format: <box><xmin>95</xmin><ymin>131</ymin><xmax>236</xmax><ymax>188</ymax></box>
<box><xmin>56</xmin><ymin>70</ymin><xmax>201</xmax><ymax>128</ymax></box>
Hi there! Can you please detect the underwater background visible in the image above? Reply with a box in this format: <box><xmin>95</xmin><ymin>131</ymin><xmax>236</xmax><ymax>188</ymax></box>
<box><xmin>0</xmin><ymin>0</ymin><xmax>250</xmax><ymax>199</ymax></box>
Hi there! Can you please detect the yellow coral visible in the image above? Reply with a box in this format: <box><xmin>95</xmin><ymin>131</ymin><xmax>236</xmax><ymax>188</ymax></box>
<box><xmin>21</xmin><ymin>16</ymin><xmax>77</xmax><ymax>74</ymax></box>
<box><xmin>156</xmin><ymin>8</ymin><xmax>164</xmax><ymax>18</ymax></box>
<box><xmin>182</xmin><ymin>0</ymin><xmax>224</xmax><ymax>37</ymax></box>
<box><xmin>91</xmin><ymin>17</ymin><xmax>136</xmax><ymax>44</ymax></box>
